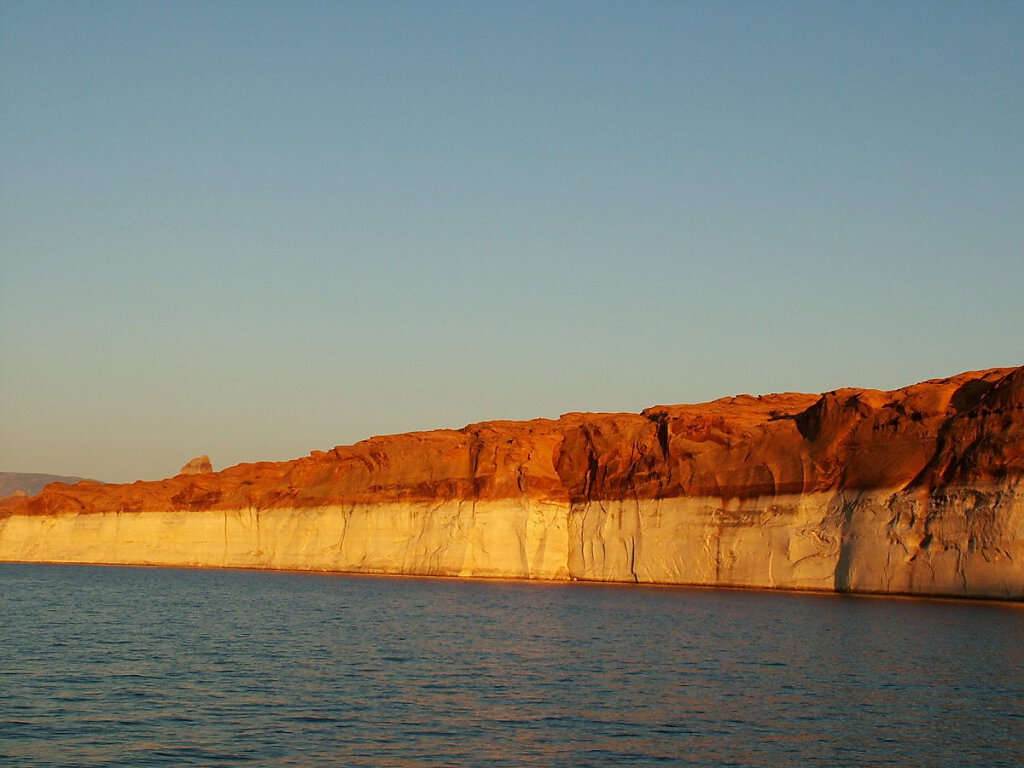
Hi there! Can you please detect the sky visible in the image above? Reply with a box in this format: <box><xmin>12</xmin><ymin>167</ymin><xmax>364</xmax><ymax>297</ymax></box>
<box><xmin>1</xmin><ymin>0</ymin><xmax>1022</xmax><ymax>484</ymax></box>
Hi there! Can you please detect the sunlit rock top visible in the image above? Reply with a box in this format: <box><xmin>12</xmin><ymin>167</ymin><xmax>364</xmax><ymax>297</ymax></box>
<box><xmin>2</xmin><ymin>365</ymin><xmax>1021</xmax><ymax>517</ymax></box>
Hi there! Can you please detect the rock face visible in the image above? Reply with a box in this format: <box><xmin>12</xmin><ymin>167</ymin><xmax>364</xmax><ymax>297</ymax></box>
<box><xmin>1</xmin><ymin>365</ymin><xmax>1021</xmax><ymax>600</ymax></box>
<box><xmin>179</xmin><ymin>456</ymin><xmax>213</xmax><ymax>475</ymax></box>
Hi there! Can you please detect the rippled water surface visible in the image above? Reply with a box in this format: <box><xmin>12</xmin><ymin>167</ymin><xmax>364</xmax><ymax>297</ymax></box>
<box><xmin>1</xmin><ymin>563</ymin><xmax>1021</xmax><ymax>766</ymax></box>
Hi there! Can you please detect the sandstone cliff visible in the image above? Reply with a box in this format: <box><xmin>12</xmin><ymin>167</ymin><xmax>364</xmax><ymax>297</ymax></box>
<box><xmin>1</xmin><ymin>366</ymin><xmax>1021</xmax><ymax>599</ymax></box>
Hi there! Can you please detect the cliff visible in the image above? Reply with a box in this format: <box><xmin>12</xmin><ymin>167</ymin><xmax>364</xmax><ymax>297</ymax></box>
<box><xmin>1</xmin><ymin>365</ymin><xmax>1022</xmax><ymax>599</ymax></box>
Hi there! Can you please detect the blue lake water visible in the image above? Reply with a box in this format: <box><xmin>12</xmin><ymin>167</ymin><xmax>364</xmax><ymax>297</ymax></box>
<box><xmin>0</xmin><ymin>563</ymin><xmax>1021</xmax><ymax>767</ymax></box>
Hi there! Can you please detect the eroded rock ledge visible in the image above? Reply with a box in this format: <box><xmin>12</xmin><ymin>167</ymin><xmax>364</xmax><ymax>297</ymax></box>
<box><xmin>1</xmin><ymin>365</ymin><xmax>1021</xmax><ymax>599</ymax></box>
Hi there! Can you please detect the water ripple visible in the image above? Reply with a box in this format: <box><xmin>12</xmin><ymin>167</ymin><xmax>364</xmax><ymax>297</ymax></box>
<box><xmin>1</xmin><ymin>563</ymin><xmax>1022</xmax><ymax>767</ymax></box>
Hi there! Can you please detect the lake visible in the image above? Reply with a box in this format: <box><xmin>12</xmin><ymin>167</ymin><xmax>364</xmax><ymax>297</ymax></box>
<box><xmin>0</xmin><ymin>563</ymin><xmax>1021</xmax><ymax>766</ymax></box>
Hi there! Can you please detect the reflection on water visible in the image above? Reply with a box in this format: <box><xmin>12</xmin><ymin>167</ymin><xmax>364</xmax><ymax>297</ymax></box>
<box><xmin>1</xmin><ymin>563</ymin><xmax>1021</xmax><ymax>766</ymax></box>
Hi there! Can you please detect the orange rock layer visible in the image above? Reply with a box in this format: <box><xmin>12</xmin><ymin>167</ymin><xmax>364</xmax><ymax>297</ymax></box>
<box><xmin>4</xmin><ymin>365</ymin><xmax>1022</xmax><ymax>517</ymax></box>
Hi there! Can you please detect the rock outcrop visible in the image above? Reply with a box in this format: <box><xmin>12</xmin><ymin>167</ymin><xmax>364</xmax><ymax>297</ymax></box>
<box><xmin>1</xmin><ymin>365</ymin><xmax>1021</xmax><ymax>600</ymax></box>
<box><xmin>179</xmin><ymin>455</ymin><xmax>213</xmax><ymax>475</ymax></box>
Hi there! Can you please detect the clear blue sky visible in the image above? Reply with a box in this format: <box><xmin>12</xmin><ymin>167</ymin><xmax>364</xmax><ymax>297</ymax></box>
<box><xmin>2</xmin><ymin>1</ymin><xmax>1021</xmax><ymax>483</ymax></box>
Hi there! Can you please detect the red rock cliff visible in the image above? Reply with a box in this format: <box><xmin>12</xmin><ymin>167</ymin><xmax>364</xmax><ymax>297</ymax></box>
<box><xmin>4</xmin><ymin>365</ymin><xmax>1019</xmax><ymax>517</ymax></box>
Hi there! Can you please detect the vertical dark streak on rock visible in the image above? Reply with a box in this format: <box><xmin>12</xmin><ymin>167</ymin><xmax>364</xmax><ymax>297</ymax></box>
<box><xmin>834</xmin><ymin>497</ymin><xmax>858</xmax><ymax>593</ymax></box>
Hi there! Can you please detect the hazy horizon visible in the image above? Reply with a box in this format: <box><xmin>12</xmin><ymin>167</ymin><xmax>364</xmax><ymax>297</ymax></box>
<box><xmin>2</xmin><ymin>1</ymin><xmax>1022</xmax><ymax>484</ymax></box>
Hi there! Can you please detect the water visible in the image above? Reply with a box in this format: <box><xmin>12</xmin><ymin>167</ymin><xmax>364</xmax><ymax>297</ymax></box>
<box><xmin>1</xmin><ymin>564</ymin><xmax>1021</xmax><ymax>767</ymax></box>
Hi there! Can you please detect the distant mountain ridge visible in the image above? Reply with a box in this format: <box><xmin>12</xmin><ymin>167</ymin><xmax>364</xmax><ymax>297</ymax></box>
<box><xmin>0</xmin><ymin>473</ymin><xmax>96</xmax><ymax>498</ymax></box>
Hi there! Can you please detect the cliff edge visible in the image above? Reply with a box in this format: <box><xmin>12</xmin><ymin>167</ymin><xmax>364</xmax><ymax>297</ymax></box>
<box><xmin>1</xmin><ymin>365</ymin><xmax>1021</xmax><ymax>599</ymax></box>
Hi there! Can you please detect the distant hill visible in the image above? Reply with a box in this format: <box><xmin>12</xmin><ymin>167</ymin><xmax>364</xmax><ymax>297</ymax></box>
<box><xmin>0</xmin><ymin>472</ymin><xmax>98</xmax><ymax>498</ymax></box>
